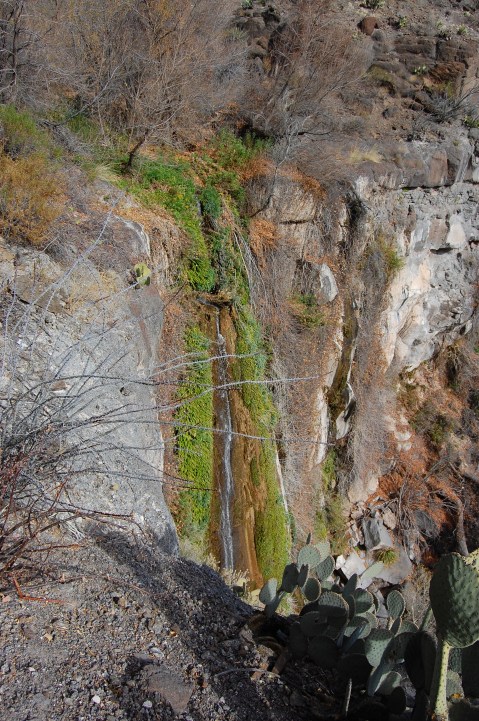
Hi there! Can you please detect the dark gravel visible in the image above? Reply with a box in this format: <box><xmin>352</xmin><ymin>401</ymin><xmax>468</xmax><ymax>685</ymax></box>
<box><xmin>0</xmin><ymin>532</ymin><xmax>336</xmax><ymax>721</ymax></box>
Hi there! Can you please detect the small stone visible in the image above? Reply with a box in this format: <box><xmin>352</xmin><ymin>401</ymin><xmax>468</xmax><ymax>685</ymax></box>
<box><xmin>362</xmin><ymin>518</ymin><xmax>393</xmax><ymax>550</ymax></box>
<box><xmin>142</xmin><ymin>700</ymin><xmax>153</xmax><ymax>709</ymax></box>
<box><xmin>382</xmin><ymin>508</ymin><xmax>397</xmax><ymax>530</ymax></box>
<box><xmin>141</xmin><ymin>665</ymin><xmax>193</xmax><ymax>714</ymax></box>
<box><xmin>91</xmin><ymin>695</ymin><xmax>101</xmax><ymax>705</ymax></box>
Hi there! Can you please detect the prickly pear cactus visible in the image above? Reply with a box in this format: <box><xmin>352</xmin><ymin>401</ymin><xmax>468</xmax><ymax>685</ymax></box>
<box><xmin>429</xmin><ymin>549</ymin><xmax>479</xmax><ymax>721</ymax></box>
<box><xmin>430</xmin><ymin>550</ymin><xmax>479</xmax><ymax>649</ymax></box>
<box><xmin>134</xmin><ymin>262</ymin><xmax>151</xmax><ymax>286</ymax></box>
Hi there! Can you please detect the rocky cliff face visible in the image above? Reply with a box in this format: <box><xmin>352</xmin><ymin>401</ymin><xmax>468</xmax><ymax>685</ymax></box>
<box><xmin>0</xmin><ymin>183</ymin><xmax>179</xmax><ymax>555</ymax></box>
<box><xmin>245</xmin><ymin>137</ymin><xmax>478</xmax><ymax>534</ymax></box>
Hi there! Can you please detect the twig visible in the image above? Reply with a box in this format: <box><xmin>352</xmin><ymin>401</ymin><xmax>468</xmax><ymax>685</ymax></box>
<box><xmin>11</xmin><ymin>575</ymin><xmax>65</xmax><ymax>604</ymax></box>
<box><xmin>215</xmin><ymin>667</ymin><xmax>279</xmax><ymax>679</ymax></box>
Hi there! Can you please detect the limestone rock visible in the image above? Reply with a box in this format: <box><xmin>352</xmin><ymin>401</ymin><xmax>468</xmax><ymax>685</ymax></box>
<box><xmin>362</xmin><ymin>518</ymin><xmax>393</xmax><ymax>551</ymax></box>
<box><xmin>371</xmin><ymin>546</ymin><xmax>413</xmax><ymax>585</ymax></box>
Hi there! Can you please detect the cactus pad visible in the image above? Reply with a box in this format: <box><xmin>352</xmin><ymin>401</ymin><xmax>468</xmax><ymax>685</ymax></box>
<box><xmin>352</xmin><ymin>589</ymin><xmax>375</xmax><ymax>614</ymax></box>
<box><xmin>298</xmin><ymin>544</ymin><xmax>322</xmax><ymax>568</ymax></box>
<box><xmin>382</xmin><ymin>632</ymin><xmax>414</xmax><ymax>666</ymax></box>
<box><xmin>315</xmin><ymin>540</ymin><xmax>331</xmax><ymax>561</ymax></box>
<box><xmin>259</xmin><ymin>578</ymin><xmax>277</xmax><ymax>605</ymax></box>
<box><xmin>308</xmin><ymin>635</ymin><xmax>340</xmax><ymax>668</ymax></box>
<box><xmin>430</xmin><ymin>550</ymin><xmax>479</xmax><ymax>648</ymax></box>
<box><xmin>297</xmin><ymin>563</ymin><xmax>309</xmax><ymax>588</ymax></box>
<box><xmin>387</xmin><ymin>686</ymin><xmax>407</xmax><ymax>715</ymax></box>
<box><xmin>303</xmin><ymin>577</ymin><xmax>321</xmax><ymax>602</ymax></box>
<box><xmin>338</xmin><ymin>653</ymin><xmax>372</xmax><ymax>685</ymax></box>
<box><xmin>134</xmin><ymin>262</ymin><xmax>151</xmax><ymax>285</ymax></box>
<box><xmin>315</xmin><ymin>555</ymin><xmax>335</xmax><ymax>581</ymax></box>
<box><xmin>446</xmin><ymin>670</ymin><xmax>463</xmax><ymax>697</ymax></box>
<box><xmin>387</xmin><ymin>590</ymin><xmax>405</xmax><ymax>620</ymax></box>
<box><xmin>462</xmin><ymin>640</ymin><xmax>479</xmax><ymax>697</ymax></box>
<box><xmin>289</xmin><ymin>621</ymin><xmax>308</xmax><ymax>659</ymax></box>
<box><xmin>405</xmin><ymin>631</ymin><xmax>436</xmax><ymax>693</ymax></box>
<box><xmin>343</xmin><ymin>574</ymin><xmax>359</xmax><ymax>596</ymax></box>
<box><xmin>265</xmin><ymin>591</ymin><xmax>285</xmax><ymax>618</ymax></box>
<box><xmin>279</xmin><ymin>563</ymin><xmax>299</xmax><ymax>593</ymax></box>
<box><xmin>377</xmin><ymin>670</ymin><xmax>401</xmax><ymax>695</ymax></box>
<box><xmin>365</xmin><ymin>629</ymin><xmax>394</xmax><ymax>668</ymax></box>
<box><xmin>390</xmin><ymin>617</ymin><xmax>402</xmax><ymax>635</ymax></box>
<box><xmin>300</xmin><ymin>611</ymin><xmax>327</xmax><ymax>638</ymax></box>
<box><xmin>318</xmin><ymin>590</ymin><xmax>349</xmax><ymax>619</ymax></box>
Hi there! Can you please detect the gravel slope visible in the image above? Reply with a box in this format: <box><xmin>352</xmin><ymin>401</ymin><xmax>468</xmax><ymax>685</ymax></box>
<box><xmin>0</xmin><ymin>534</ymin><xmax>336</xmax><ymax>721</ymax></box>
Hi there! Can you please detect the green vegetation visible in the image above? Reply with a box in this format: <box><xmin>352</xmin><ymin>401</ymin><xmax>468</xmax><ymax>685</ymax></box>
<box><xmin>374</xmin><ymin>547</ymin><xmax>399</xmax><ymax>566</ymax></box>
<box><xmin>234</xmin><ymin>307</ymin><xmax>290</xmax><ymax>579</ymax></box>
<box><xmin>254</xmin><ymin>441</ymin><xmax>290</xmax><ymax>581</ymax></box>
<box><xmin>377</xmin><ymin>235</ymin><xmax>405</xmax><ymax>279</ymax></box>
<box><xmin>315</xmin><ymin>494</ymin><xmax>348</xmax><ymax>556</ymax></box>
<box><xmin>412</xmin><ymin>402</ymin><xmax>452</xmax><ymax>449</ymax></box>
<box><xmin>364</xmin><ymin>0</ymin><xmax>385</xmax><ymax>9</ymax></box>
<box><xmin>61</xmin><ymin>113</ymin><xmax>289</xmax><ymax>578</ymax></box>
<box><xmin>0</xmin><ymin>105</ymin><xmax>52</xmax><ymax>156</ymax></box>
<box><xmin>321</xmin><ymin>449</ymin><xmax>337</xmax><ymax>491</ymax></box>
<box><xmin>464</xmin><ymin>114</ymin><xmax>479</xmax><ymax>129</ymax></box>
<box><xmin>175</xmin><ymin>326</ymin><xmax>214</xmax><ymax>538</ymax></box>
<box><xmin>314</xmin><ymin>450</ymin><xmax>348</xmax><ymax>555</ymax></box>
<box><xmin>291</xmin><ymin>292</ymin><xmax>325</xmax><ymax>329</ymax></box>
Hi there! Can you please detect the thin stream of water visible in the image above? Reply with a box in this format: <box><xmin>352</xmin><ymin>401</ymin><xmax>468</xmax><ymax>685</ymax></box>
<box><xmin>215</xmin><ymin>312</ymin><xmax>235</xmax><ymax>569</ymax></box>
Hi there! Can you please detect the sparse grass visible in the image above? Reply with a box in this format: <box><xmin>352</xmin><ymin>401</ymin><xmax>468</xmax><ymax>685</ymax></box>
<box><xmin>374</xmin><ymin>547</ymin><xmax>399</xmax><ymax>566</ymax></box>
<box><xmin>322</xmin><ymin>449</ymin><xmax>337</xmax><ymax>491</ymax></box>
<box><xmin>0</xmin><ymin>152</ymin><xmax>62</xmax><ymax>247</ymax></box>
<box><xmin>412</xmin><ymin>401</ymin><xmax>453</xmax><ymax>450</ymax></box>
<box><xmin>349</xmin><ymin>146</ymin><xmax>383</xmax><ymax>164</ymax></box>
<box><xmin>315</xmin><ymin>493</ymin><xmax>348</xmax><ymax>556</ymax></box>
<box><xmin>290</xmin><ymin>293</ymin><xmax>325</xmax><ymax>329</ymax></box>
<box><xmin>0</xmin><ymin>105</ymin><xmax>63</xmax><ymax>246</ymax></box>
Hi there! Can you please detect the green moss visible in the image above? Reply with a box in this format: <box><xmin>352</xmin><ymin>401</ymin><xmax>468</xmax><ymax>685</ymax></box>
<box><xmin>175</xmin><ymin>326</ymin><xmax>214</xmax><ymax>536</ymax></box>
<box><xmin>291</xmin><ymin>292</ymin><xmax>325</xmax><ymax>329</ymax></box>
<box><xmin>233</xmin><ymin>307</ymin><xmax>290</xmax><ymax>578</ymax></box>
<box><xmin>250</xmin><ymin>457</ymin><xmax>260</xmax><ymax>488</ymax></box>
<box><xmin>234</xmin><ymin>307</ymin><xmax>278</xmax><ymax>431</ymax></box>
<box><xmin>254</xmin><ymin>441</ymin><xmax>291</xmax><ymax>580</ymax></box>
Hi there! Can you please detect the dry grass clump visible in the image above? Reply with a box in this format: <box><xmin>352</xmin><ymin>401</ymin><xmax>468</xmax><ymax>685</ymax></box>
<box><xmin>249</xmin><ymin>218</ymin><xmax>278</xmax><ymax>269</ymax></box>
<box><xmin>0</xmin><ymin>151</ymin><xmax>62</xmax><ymax>247</ymax></box>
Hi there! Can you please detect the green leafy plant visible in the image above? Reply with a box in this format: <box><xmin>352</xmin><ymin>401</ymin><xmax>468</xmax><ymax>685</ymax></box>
<box><xmin>175</xmin><ymin>326</ymin><xmax>214</xmax><ymax>537</ymax></box>
<box><xmin>464</xmin><ymin>115</ymin><xmax>479</xmax><ymax>129</ymax></box>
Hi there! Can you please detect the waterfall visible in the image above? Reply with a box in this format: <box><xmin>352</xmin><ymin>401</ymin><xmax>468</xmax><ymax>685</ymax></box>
<box><xmin>215</xmin><ymin>311</ymin><xmax>235</xmax><ymax>569</ymax></box>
